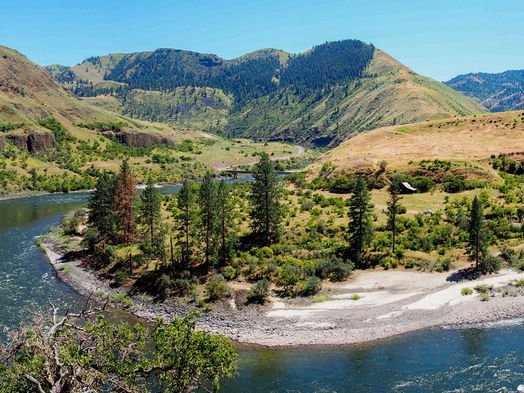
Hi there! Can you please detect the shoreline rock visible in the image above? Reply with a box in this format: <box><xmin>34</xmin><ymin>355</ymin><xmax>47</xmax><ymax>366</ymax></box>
<box><xmin>40</xmin><ymin>239</ymin><xmax>524</xmax><ymax>347</ymax></box>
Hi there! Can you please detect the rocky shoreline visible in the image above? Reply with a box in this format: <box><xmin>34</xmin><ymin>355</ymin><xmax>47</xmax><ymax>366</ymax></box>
<box><xmin>40</xmin><ymin>238</ymin><xmax>524</xmax><ymax>347</ymax></box>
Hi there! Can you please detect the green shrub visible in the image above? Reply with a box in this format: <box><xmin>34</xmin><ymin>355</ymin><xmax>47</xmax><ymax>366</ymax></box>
<box><xmin>113</xmin><ymin>270</ymin><xmax>129</xmax><ymax>287</ymax></box>
<box><xmin>206</xmin><ymin>274</ymin><xmax>231</xmax><ymax>301</ymax></box>
<box><xmin>328</xmin><ymin>175</ymin><xmax>355</xmax><ymax>193</ymax></box>
<box><xmin>461</xmin><ymin>287</ymin><xmax>473</xmax><ymax>296</ymax></box>
<box><xmin>300</xmin><ymin>199</ymin><xmax>315</xmax><ymax>211</ymax></box>
<box><xmin>294</xmin><ymin>277</ymin><xmax>322</xmax><ymax>297</ymax></box>
<box><xmin>0</xmin><ymin>122</ymin><xmax>23</xmax><ymax>132</ymax></box>
<box><xmin>246</xmin><ymin>279</ymin><xmax>270</xmax><ymax>304</ymax></box>
<box><xmin>221</xmin><ymin>266</ymin><xmax>238</xmax><ymax>281</ymax></box>
<box><xmin>479</xmin><ymin>255</ymin><xmax>502</xmax><ymax>274</ymax></box>
<box><xmin>500</xmin><ymin>248</ymin><xmax>518</xmax><ymax>266</ymax></box>
<box><xmin>157</xmin><ymin>274</ymin><xmax>174</xmax><ymax>300</ymax></box>
<box><xmin>110</xmin><ymin>293</ymin><xmax>133</xmax><ymax>308</ymax></box>
<box><xmin>38</xmin><ymin>117</ymin><xmax>74</xmax><ymax>145</ymax></box>
<box><xmin>61</xmin><ymin>214</ymin><xmax>81</xmax><ymax>236</ymax></box>
<box><xmin>351</xmin><ymin>294</ymin><xmax>361</xmax><ymax>301</ymax></box>
<box><xmin>275</xmin><ymin>264</ymin><xmax>300</xmax><ymax>294</ymax></box>
<box><xmin>82</xmin><ymin>227</ymin><xmax>101</xmax><ymax>250</ymax></box>
<box><xmin>513</xmin><ymin>279</ymin><xmax>524</xmax><ymax>287</ymax></box>
<box><xmin>96</xmin><ymin>243</ymin><xmax>116</xmax><ymax>268</ymax></box>
<box><xmin>480</xmin><ymin>293</ymin><xmax>489</xmax><ymax>302</ymax></box>
<box><xmin>315</xmin><ymin>257</ymin><xmax>353</xmax><ymax>282</ymax></box>
<box><xmin>435</xmin><ymin>257</ymin><xmax>453</xmax><ymax>272</ymax></box>
<box><xmin>474</xmin><ymin>284</ymin><xmax>492</xmax><ymax>294</ymax></box>
<box><xmin>254</xmin><ymin>246</ymin><xmax>274</xmax><ymax>259</ymax></box>
<box><xmin>171</xmin><ymin>277</ymin><xmax>196</xmax><ymax>297</ymax></box>
<box><xmin>382</xmin><ymin>257</ymin><xmax>398</xmax><ymax>270</ymax></box>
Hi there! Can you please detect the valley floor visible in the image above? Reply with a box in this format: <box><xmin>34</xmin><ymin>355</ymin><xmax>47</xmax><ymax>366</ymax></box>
<box><xmin>40</xmin><ymin>238</ymin><xmax>524</xmax><ymax>346</ymax></box>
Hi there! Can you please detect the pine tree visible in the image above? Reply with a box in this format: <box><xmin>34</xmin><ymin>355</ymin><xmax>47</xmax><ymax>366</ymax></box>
<box><xmin>176</xmin><ymin>180</ymin><xmax>197</xmax><ymax>269</ymax></box>
<box><xmin>139</xmin><ymin>177</ymin><xmax>164</xmax><ymax>259</ymax></box>
<box><xmin>198</xmin><ymin>172</ymin><xmax>218</xmax><ymax>267</ymax></box>
<box><xmin>249</xmin><ymin>153</ymin><xmax>283</xmax><ymax>245</ymax></box>
<box><xmin>347</xmin><ymin>176</ymin><xmax>374</xmax><ymax>266</ymax></box>
<box><xmin>467</xmin><ymin>196</ymin><xmax>488</xmax><ymax>270</ymax></box>
<box><xmin>87</xmin><ymin>173</ymin><xmax>118</xmax><ymax>242</ymax></box>
<box><xmin>116</xmin><ymin>160</ymin><xmax>137</xmax><ymax>244</ymax></box>
<box><xmin>386</xmin><ymin>176</ymin><xmax>403</xmax><ymax>255</ymax></box>
<box><xmin>216</xmin><ymin>180</ymin><xmax>236</xmax><ymax>266</ymax></box>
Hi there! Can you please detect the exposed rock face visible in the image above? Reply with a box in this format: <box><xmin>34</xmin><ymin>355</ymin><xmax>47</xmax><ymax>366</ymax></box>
<box><xmin>7</xmin><ymin>133</ymin><xmax>28</xmax><ymax>150</ymax></box>
<box><xmin>105</xmin><ymin>130</ymin><xmax>176</xmax><ymax>148</ymax></box>
<box><xmin>27</xmin><ymin>131</ymin><xmax>57</xmax><ymax>153</ymax></box>
<box><xmin>7</xmin><ymin>130</ymin><xmax>57</xmax><ymax>154</ymax></box>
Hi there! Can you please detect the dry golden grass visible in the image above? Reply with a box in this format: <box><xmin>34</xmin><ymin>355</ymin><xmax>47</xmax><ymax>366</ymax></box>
<box><xmin>311</xmin><ymin>111</ymin><xmax>524</xmax><ymax>176</ymax></box>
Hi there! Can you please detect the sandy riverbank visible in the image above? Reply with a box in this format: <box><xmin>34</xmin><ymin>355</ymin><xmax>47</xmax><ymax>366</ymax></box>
<box><xmin>40</xmin><ymin>239</ymin><xmax>524</xmax><ymax>347</ymax></box>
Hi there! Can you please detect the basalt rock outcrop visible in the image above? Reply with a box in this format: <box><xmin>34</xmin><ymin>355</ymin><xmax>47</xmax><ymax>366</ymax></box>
<box><xmin>104</xmin><ymin>130</ymin><xmax>176</xmax><ymax>148</ymax></box>
<box><xmin>7</xmin><ymin>130</ymin><xmax>57</xmax><ymax>154</ymax></box>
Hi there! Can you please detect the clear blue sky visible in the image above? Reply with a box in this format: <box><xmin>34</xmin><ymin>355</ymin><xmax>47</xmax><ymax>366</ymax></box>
<box><xmin>1</xmin><ymin>0</ymin><xmax>523</xmax><ymax>81</ymax></box>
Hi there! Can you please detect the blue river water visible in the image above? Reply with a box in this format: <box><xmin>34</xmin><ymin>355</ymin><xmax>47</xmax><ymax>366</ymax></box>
<box><xmin>0</xmin><ymin>192</ymin><xmax>522</xmax><ymax>393</ymax></box>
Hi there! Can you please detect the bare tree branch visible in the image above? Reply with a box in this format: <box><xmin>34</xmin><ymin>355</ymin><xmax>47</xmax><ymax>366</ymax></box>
<box><xmin>25</xmin><ymin>374</ymin><xmax>46</xmax><ymax>393</ymax></box>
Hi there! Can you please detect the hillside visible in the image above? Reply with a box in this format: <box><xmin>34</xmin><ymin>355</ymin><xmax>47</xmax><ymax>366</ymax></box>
<box><xmin>310</xmin><ymin>111</ymin><xmax>524</xmax><ymax>184</ymax></box>
<box><xmin>446</xmin><ymin>70</ymin><xmax>524</xmax><ymax>112</ymax></box>
<box><xmin>0</xmin><ymin>45</ymin><xmax>209</xmax><ymax>148</ymax></box>
<box><xmin>47</xmin><ymin>40</ymin><xmax>486</xmax><ymax>146</ymax></box>
<box><xmin>0</xmin><ymin>45</ymin><xmax>304</xmax><ymax>195</ymax></box>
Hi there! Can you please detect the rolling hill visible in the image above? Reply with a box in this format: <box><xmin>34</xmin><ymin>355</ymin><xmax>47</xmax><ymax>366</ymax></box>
<box><xmin>47</xmin><ymin>40</ymin><xmax>486</xmax><ymax>146</ymax></box>
<box><xmin>310</xmin><ymin>111</ymin><xmax>524</xmax><ymax>183</ymax></box>
<box><xmin>446</xmin><ymin>70</ymin><xmax>524</xmax><ymax>112</ymax></box>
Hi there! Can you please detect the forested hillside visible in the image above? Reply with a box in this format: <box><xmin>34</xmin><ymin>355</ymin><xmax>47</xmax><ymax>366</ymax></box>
<box><xmin>446</xmin><ymin>70</ymin><xmax>524</xmax><ymax>112</ymax></box>
<box><xmin>48</xmin><ymin>40</ymin><xmax>485</xmax><ymax>146</ymax></box>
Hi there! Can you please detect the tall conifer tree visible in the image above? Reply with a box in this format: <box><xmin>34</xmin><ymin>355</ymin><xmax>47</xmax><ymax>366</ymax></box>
<box><xmin>467</xmin><ymin>196</ymin><xmax>488</xmax><ymax>270</ymax></box>
<box><xmin>347</xmin><ymin>176</ymin><xmax>374</xmax><ymax>266</ymax></box>
<box><xmin>249</xmin><ymin>153</ymin><xmax>282</xmax><ymax>245</ymax></box>
<box><xmin>87</xmin><ymin>173</ymin><xmax>118</xmax><ymax>242</ymax></box>
<box><xmin>176</xmin><ymin>180</ymin><xmax>196</xmax><ymax>269</ymax></box>
<box><xmin>116</xmin><ymin>160</ymin><xmax>137</xmax><ymax>244</ymax></box>
<box><xmin>386</xmin><ymin>176</ymin><xmax>403</xmax><ymax>255</ymax></box>
<box><xmin>139</xmin><ymin>177</ymin><xmax>164</xmax><ymax>258</ymax></box>
<box><xmin>216</xmin><ymin>179</ymin><xmax>236</xmax><ymax>266</ymax></box>
<box><xmin>198</xmin><ymin>172</ymin><xmax>218</xmax><ymax>267</ymax></box>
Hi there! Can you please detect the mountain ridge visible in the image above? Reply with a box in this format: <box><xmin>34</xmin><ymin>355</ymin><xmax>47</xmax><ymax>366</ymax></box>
<box><xmin>446</xmin><ymin>69</ymin><xmax>524</xmax><ymax>112</ymax></box>
<box><xmin>47</xmin><ymin>39</ymin><xmax>486</xmax><ymax>146</ymax></box>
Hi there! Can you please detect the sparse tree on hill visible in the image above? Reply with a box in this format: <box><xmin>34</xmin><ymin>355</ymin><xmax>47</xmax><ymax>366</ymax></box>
<box><xmin>347</xmin><ymin>176</ymin><xmax>374</xmax><ymax>266</ymax></box>
<box><xmin>467</xmin><ymin>196</ymin><xmax>488</xmax><ymax>270</ymax></box>
<box><xmin>249</xmin><ymin>153</ymin><xmax>283</xmax><ymax>245</ymax></box>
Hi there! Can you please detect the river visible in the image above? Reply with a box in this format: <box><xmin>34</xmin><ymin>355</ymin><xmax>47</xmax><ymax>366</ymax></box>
<box><xmin>0</xmin><ymin>192</ymin><xmax>523</xmax><ymax>393</ymax></box>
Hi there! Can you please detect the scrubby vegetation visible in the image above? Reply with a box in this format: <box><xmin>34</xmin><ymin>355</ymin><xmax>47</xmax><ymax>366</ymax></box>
<box><xmin>0</xmin><ymin>306</ymin><xmax>236</xmax><ymax>392</ymax></box>
<box><xmin>49</xmin><ymin>149</ymin><xmax>524</xmax><ymax>311</ymax></box>
<box><xmin>0</xmin><ymin>116</ymin><xmax>300</xmax><ymax>196</ymax></box>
